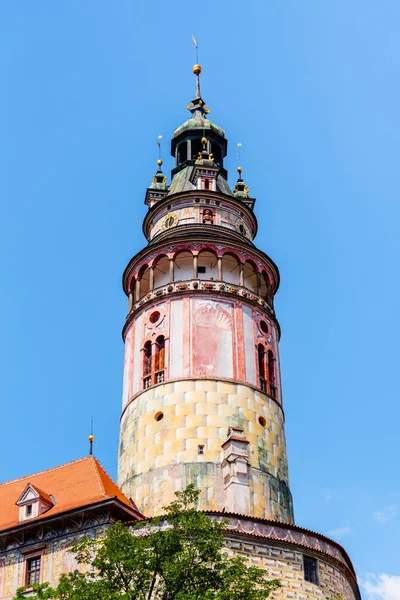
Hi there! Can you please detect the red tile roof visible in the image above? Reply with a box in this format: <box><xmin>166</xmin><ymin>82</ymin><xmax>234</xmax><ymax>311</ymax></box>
<box><xmin>0</xmin><ymin>456</ymin><xmax>136</xmax><ymax>532</ymax></box>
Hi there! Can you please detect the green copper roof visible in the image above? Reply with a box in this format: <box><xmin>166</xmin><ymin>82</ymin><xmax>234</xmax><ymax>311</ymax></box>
<box><xmin>173</xmin><ymin>116</ymin><xmax>225</xmax><ymax>139</ymax></box>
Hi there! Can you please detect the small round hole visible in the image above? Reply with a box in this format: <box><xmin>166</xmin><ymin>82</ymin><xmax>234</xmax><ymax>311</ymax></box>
<box><xmin>155</xmin><ymin>412</ymin><xmax>164</xmax><ymax>422</ymax></box>
<box><xmin>258</xmin><ymin>416</ymin><xmax>266</xmax><ymax>427</ymax></box>
<box><xmin>260</xmin><ymin>320</ymin><xmax>268</xmax><ymax>334</ymax></box>
<box><xmin>149</xmin><ymin>311</ymin><xmax>161</xmax><ymax>324</ymax></box>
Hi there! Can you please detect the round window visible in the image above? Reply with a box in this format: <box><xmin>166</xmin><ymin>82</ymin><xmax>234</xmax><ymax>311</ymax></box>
<box><xmin>258</xmin><ymin>416</ymin><xmax>267</xmax><ymax>427</ymax></box>
<box><xmin>155</xmin><ymin>412</ymin><xmax>164</xmax><ymax>422</ymax></box>
<box><xmin>149</xmin><ymin>311</ymin><xmax>161</xmax><ymax>324</ymax></box>
<box><xmin>260</xmin><ymin>320</ymin><xmax>268</xmax><ymax>335</ymax></box>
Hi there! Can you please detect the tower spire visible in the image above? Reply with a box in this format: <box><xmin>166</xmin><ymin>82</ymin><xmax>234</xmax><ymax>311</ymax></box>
<box><xmin>187</xmin><ymin>37</ymin><xmax>210</xmax><ymax>118</ymax></box>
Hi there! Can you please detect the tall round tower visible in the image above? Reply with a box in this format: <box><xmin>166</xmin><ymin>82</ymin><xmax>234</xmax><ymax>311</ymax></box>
<box><xmin>117</xmin><ymin>64</ymin><xmax>361</xmax><ymax>600</ymax></box>
<box><xmin>118</xmin><ymin>66</ymin><xmax>292</xmax><ymax>522</ymax></box>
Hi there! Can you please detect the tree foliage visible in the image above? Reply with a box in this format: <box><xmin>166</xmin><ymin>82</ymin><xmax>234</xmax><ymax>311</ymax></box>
<box><xmin>14</xmin><ymin>485</ymin><xmax>280</xmax><ymax>600</ymax></box>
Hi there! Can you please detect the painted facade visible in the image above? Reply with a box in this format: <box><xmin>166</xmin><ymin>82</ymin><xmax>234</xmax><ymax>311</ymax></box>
<box><xmin>117</xmin><ymin>65</ymin><xmax>361</xmax><ymax>599</ymax></box>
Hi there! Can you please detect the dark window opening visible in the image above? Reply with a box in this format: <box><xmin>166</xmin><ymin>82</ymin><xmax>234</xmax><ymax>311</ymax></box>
<box><xmin>191</xmin><ymin>139</ymin><xmax>203</xmax><ymax>160</ymax></box>
<box><xmin>258</xmin><ymin>344</ymin><xmax>266</xmax><ymax>392</ymax></box>
<box><xmin>177</xmin><ymin>143</ymin><xmax>187</xmax><ymax>164</ymax></box>
<box><xmin>155</xmin><ymin>412</ymin><xmax>164</xmax><ymax>422</ymax></box>
<box><xmin>211</xmin><ymin>143</ymin><xmax>222</xmax><ymax>166</ymax></box>
<box><xmin>26</xmin><ymin>504</ymin><xmax>32</xmax><ymax>517</ymax></box>
<box><xmin>303</xmin><ymin>556</ymin><xmax>318</xmax><ymax>584</ymax></box>
<box><xmin>26</xmin><ymin>557</ymin><xmax>41</xmax><ymax>586</ymax></box>
<box><xmin>198</xmin><ymin>445</ymin><xmax>205</xmax><ymax>455</ymax></box>
<box><xmin>198</xmin><ymin>266</ymin><xmax>206</xmax><ymax>274</ymax></box>
<box><xmin>204</xmin><ymin>179</ymin><xmax>210</xmax><ymax>190</ymax></box>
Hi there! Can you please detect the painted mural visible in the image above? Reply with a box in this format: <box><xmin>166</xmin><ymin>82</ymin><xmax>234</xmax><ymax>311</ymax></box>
<box><xmin>192</xmin><ymin>300</ymin><xmax>234</xmax><ymax>377</ymax></box>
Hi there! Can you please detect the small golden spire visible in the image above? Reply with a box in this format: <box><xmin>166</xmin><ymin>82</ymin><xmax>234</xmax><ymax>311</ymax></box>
<box><xmin>157</xmin><ymin>159</ymin><xmax>163</xmax><ymax>167</ymax></box>
<box><xmin>237</xmin><ymin>166</ymin><xmax>243</xmax><ymax>175</ymax></box>
<box><xmin>89</xmin><ymin>419</ymin><xmax>95</xmax><ymax>456</ymax></box>
<box><xmin>201</xmin><ymin>137</ymin><xmax>207</xmax><ymax>145</ymax></box>
<box><xmin>193</xmin><ymin>64</ymin><xmax>202</xmax><ymax>75</ymax></box>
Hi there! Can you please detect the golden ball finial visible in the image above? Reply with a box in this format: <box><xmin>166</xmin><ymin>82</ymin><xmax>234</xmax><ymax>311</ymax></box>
<box><xmin>193</xmin><ymin>64</ymin><xmax>202</xmax><ymax>75</ymax></box>
<box><xmin>88</xmin><ymin>434</ymin><xmax>95</xmax><ymax>443</ymax></box>
<box><xmin>201</xmin><ymin>137</ymin><xmax>207</xmax><ymax>145</ymax></box>
<box><xmin>237</xmin><ymin>167</ymin><xmax>243</xmax><ymax>174</ymax></box>
<box><xmin>157</xmin><ymin>159</ymin><xmax>163</xmax><ymax>167</ymax></box>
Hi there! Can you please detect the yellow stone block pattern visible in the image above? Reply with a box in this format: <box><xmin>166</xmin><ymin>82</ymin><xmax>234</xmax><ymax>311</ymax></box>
<box><xmin>118</xmin><ymin>379</ymin><xmax>294</xmax><ymax>522</ymax></box>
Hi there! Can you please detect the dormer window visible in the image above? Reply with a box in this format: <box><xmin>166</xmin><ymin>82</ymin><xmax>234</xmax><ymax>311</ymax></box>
<box><xmin>16</xmin><ymin>483</ymin><xmax>54</xmax><ymax>522</ymax></box>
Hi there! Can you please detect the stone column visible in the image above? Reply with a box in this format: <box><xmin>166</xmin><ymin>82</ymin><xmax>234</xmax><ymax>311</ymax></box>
<box><xmin>135</xmin><ymin>279</ymin><xmax>140</xmax><ymax>302</ymax></box>
<box><xmin>169</xmin><ymin>258</ymin><xmax>174</xmax><ymax>282</ymax></box>
<box><xmin>217</xmin><ymin>257</ymin><xmax>222</xmax><ymax>281</ymax></box>
<box><xmin>128</xmin><ymin>292</ymin><xmax>133</xmax><ymax>312</ymax></box>
<box><xmin>239</xmin><ymin>263</ymin><xmax>244</xmax><ymax>287</ymax></box>
<box><xmin>149</xmin><ymin>266</ymin><xmax>154</xmax><ymax>291</ymax></box>
<box><xmin>193</xmin><ymin>254</ymin><xmax>198</xmax><ymax>279</ymax></box>
<box><xmin>256</xmin><ymin>272</ymin><xmax>261</xmax><ymax>295</ymax></box>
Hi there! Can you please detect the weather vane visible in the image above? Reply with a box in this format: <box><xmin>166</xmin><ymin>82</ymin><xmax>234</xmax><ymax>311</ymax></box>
<box><xmin>192</xmin><ymin>34</ymin><xmax>199</xmax><ymax>63</ymax></box>
<box><xmin>156</xmin><ymin>135</ymin><xmax>163</xmax><ymax>166</ymax></box>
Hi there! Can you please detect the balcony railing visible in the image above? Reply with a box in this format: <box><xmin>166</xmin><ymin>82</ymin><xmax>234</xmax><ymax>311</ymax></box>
<box><xmin>259</xmin><ymin>378</ymin><xmax>277</xmax><ymax>400</ymax></box>
<box><xmin>143</xmin><ymin>375</ymin><xmax>152</xmax><ymax>389</ymax></box>
<box><xmin>155</xmin><ymin>369</ymin><xmax>165</xmax><ymax>384</ymax></box>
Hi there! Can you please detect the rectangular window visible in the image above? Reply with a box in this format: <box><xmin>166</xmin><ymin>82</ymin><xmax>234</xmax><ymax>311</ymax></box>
<box><xmin>26</xmin><ymin>556</ymin><xmax>41</xmax><ymax>586</ymax></box>
<box><xmin>26</xmin><ymin>504</ymin><xmax>32</xmax><ymax>517</ymax></box>
<box><xmin>198</xmin><ymin>445</ymin><xmax>205</xmax><ymax>455</ymax></box>
<box><xmin>198</xmin><ymin>266</ymin><xmax>206</xmax><ymax>274</ymax></box>
<box><xmin>303</xmin><ymin>556</ymin><xmax>318</xmax><ymax>584</ymax></box>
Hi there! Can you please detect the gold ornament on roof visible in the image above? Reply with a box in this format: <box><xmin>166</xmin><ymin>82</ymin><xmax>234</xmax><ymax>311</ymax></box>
<box><xmin>88</xmin><ymin>434</ymin><xmax>95</xmax><ymax>443</ymax></box>
<box><xmin>201</xmin><ymin>137</ymin><xmax>207</xmax><ymax>145</ymax></box>
<box><xmin>193</xmin><ymin>64</ymin><xmax>202</xmax><ymax>75</ymax></box>
<box><xmin>157</xmin><ymin>159</ymin><xmax>163</xmax><ymax>166</ymax></box>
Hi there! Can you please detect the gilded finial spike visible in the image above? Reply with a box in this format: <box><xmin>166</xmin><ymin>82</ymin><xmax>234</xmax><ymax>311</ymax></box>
<box><xmin>88</xmin><ymin>418</ymin><xmax>95</xmax><ymax>456</ymax></box>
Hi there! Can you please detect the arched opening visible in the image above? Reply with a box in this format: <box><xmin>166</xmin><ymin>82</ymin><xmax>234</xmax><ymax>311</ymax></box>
<box><xmin>177</xmin><ymin>142</ymin><xmax>187</xmax><ymax>164</ymax></box>
<box><xmin>258</xmin><ymin>344</ymin><xmax>266</xmax><ymax>393</ymax></box>
<box><xmin>174</xmin><ymin>250</ymin><xmax>193</xmax><ymax>281</ymax></box>
<box><xmin>268</xmin><ymin>350</ymin><xmax>276</xmax><ymax>400</ymax></box>
<box><xmin>243</xmin><ymin>261</ymin><xmax>258</xmax><ymax>293</ymax></box>
<box><xmin>153</xmin><ymin>256</ymin><xmax>170</xmax><ymax>288</ymax></box>
<box><xmin>259</xmin><ymin>271</ymin><xmax>269</xmax><ymax>298</ymax></box>
<box><xmin>221</xmin><ymin>253</ymin><xmax>240</xmax><ymax>285</ymax></box>
<box><xmin>138</xmin><ymin>265</ymin><xmax>150</xmax><ymax>299</ymax></box>
<box><xmin>155</xmin><ymin>335</ymin><xmax>165</xmax><ymax>384</ymax></box>
<box><xmin>198</xmin><ymin>250</ymin><xmax>218</xmax><ymax>280</ymax></box>
<box><xmin>143</xmin><ymin>341</ymin><xmax>152</xmax><ymax>389</ymax></box>
<box><xmin>191</xmin><ymin>138</ymin><xmax>203</xmax><ymax>160</ymax></box>
<box><xmin>211</xmin><ymin>142</ymin><xmax>222</xmax><ymax>166</ymax></box>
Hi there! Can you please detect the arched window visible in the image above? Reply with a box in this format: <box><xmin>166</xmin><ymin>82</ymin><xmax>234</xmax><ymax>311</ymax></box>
<box><xmin>268</xmin><ymin>350</ymin><xmax>276</xmax><ymax>400</ymax></box>
<box><xmin>243</xmin><ymin>261</ymin><xmax>258</xmax><ymax>293</ymax></box>
<box><xmin>155</xmin><ymin>336</ymin><xmax>165</xmax><ymax>383</ymax></box>
<box><xmin>191</xmin><ymin>139</ymin><xmax>203</xmax><ymax>160</ymax></box>
<box><xmin>177</xmin><ymin>142</ymin><xmax>187</xmax><ymax>164</ymax></box>
<box><xmin>138</xmin><ymin>265</ymin><xmax>150</xmax><ymax>299</ymax></box>
<box><xmin>143</xmin><ymin>341</ymin><xmax>152</xmax><ymax>389</ymax></box>
<box><xmin>153</xmin><ymin>255</ymin><xmax>170</xmax><ymax>288</ymax></box>
<box><xmin>221</xmin><ymin>253</ymin><xmax>240</xmax><ymax>285</ymax></box>
<box><xmin>258</xmin><ymin>344</ymin><xmax>266</xmax><ymax>393</ymax></box>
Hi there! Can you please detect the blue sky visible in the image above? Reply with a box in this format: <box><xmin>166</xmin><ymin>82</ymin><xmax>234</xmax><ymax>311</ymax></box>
<box><xmin>1</xmin><ymin>2</ymin><xmax>399</xmax><ymax>598</ymax></box>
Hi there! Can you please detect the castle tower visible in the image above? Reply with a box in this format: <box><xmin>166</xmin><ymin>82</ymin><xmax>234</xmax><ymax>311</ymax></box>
<box><xmin>118</xmin><ymin>64</ymin><xmax>293</xmax><ymax>523</ymax></box>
